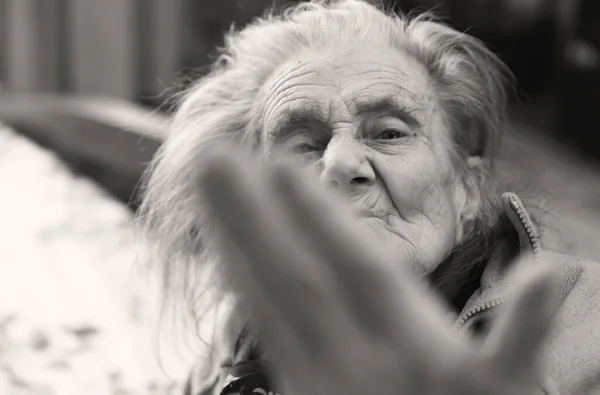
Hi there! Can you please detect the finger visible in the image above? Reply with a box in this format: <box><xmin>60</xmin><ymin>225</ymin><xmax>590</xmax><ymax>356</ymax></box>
<box><xmin>484</xmin><ymin>258</ymin><xmax>561</xmax><ymax>379</ymax></box>
<box><xmin>198</xmin><ymin>150</ymin><xmax>349</xmax><ymax>357</ymax></box>
<box><xmin>219</xmin><ymin>241</ymin><xmax>327</xmax><ymax>395</ymax></box>
<box><xmin>269</xmin><ymin>159</ymin><xmax>464</xmax><ymax>352</ymax></box>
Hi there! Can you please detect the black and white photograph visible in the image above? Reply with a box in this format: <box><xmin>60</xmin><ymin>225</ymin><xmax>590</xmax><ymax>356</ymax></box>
<box><xmin>1</xmin><ymin>1</ymin><xmax>600</xmax><ymax>394</ymax></box>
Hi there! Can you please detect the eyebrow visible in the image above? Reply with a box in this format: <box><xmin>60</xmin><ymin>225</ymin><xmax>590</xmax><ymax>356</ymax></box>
<box><xmin>268</xmin><ymin>107</ymin><xmax>326</xmax><ymax>141</ymax></box>
<box><xmin>269</xmin><ymin>95</ymin><xmax>423</xmax><ymax>138</ymax></box>
<box><xmin>353</xmin><ymin>96</ymin><xmax>422</xmax><ymax>128</ymax></box>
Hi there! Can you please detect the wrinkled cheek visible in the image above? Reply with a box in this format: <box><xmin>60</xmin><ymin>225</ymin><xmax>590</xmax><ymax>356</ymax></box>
<box><xmin>376</xmin><ymin>158</ymin><xmax>434</xmax><ymax>217</ymax></box>
<box><xmin>387</xmin><ymin>181</ymin><xmax>434</xmax><ymax>222</ymax></box>
<box><xmin>388</xmin><ymin>186</ymin><xmax>457</xmax><ymax>272</ymax></box>
<box><xmin>391</xmin><ymin>165</ymin><xmax>450</xmax><ymax>221</ymax></box>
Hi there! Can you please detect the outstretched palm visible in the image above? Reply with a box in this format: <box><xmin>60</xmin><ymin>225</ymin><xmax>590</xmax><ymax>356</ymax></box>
<box><xmin>200</xmin><ymin>151</ymin><xmax>558</xmax><ymax>395</ymax></box>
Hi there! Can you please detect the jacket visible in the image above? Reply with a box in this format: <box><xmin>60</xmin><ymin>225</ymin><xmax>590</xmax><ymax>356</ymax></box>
<box><xmin>185</xmin><ymin>193</ymin><xmax>600</xmax><ymax>395</ymax></box>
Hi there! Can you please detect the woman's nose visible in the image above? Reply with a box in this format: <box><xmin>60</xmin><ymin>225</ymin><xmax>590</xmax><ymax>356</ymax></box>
<box><xmin>319</xmin><ymin>136</ymin><xmax>375</xmax><ymax>192</ymax></box>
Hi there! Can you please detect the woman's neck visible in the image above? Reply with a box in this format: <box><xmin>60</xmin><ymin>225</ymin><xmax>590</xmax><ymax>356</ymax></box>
<box><xmin>427</xmin><ymin>214</ymin><xmax>520</xmax><ymax>313</ymax></box>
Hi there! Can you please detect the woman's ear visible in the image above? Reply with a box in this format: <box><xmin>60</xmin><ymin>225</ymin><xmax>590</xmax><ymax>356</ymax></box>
<box><xmin>454</xmin><ymin>156</ymin><xmax>484</xmax><ymax>243</ymax></box>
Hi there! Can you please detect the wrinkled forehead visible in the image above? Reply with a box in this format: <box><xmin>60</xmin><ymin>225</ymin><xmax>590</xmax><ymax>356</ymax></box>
<box><xmin>255</xmin><ymin>44</ymin><xmax>440</xmax><ymax>134</ymax></box>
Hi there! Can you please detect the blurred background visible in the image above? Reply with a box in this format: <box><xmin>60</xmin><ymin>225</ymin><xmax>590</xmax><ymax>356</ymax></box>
<box><xmin>0</xmin><ymin>0</ymin><xmax>599</xmax><ymax>394</ymax></box>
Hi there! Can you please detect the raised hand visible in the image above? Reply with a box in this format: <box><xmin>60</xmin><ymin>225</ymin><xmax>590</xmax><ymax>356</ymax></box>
<box><xmin>199</xmin><ymin>150</ymin><xmax>559</xmax><ymax>395</ymax></box>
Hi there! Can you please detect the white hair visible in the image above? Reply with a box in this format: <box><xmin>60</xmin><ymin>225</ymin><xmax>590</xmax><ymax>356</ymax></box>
<box><xmin>136</xmin><ymin>0</ymin><xmax>513</xmax><ymax>341</ymax></box>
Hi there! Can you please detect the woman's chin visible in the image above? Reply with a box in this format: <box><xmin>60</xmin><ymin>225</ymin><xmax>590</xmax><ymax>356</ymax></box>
<box><xmin>356</xmin><ymin>218</ymin><xmax>415</xmax><ymax>268</ymax></box>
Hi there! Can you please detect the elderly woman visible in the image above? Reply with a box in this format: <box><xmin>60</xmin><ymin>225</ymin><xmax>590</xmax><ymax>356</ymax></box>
<box><xmin>138</xmin><ymin>1</ymin><xmax>600</xmax><ymax>395</ymax></box>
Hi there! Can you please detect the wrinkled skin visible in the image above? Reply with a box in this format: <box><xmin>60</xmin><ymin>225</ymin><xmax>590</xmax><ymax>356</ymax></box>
<box><xmin>197</xmin><ymin>44</ymin><xmax>559</xmax><ymax>395</ymax></box>
<box><xmin>256</xmin><ymin>44</ymin><xmax>473</xmax><ymax>275</ymax></box>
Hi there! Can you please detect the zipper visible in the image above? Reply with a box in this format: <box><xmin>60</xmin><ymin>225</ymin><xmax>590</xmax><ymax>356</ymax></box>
<box><xmin>454</xmin><ymin>297</ymin><xmax>505</xmax><ymax>330</ymax></box>
<box><xmin>454</xmin><ymin>193</ymin><xmax>541</xmax><ymax>331</ymax></box>
<box><xmin>505</xmin><ymin>193</ymin><xmax>541</xmax><ymax>261</ymax></box>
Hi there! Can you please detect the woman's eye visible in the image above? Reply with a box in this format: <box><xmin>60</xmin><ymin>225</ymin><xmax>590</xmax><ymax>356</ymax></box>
<box><xmin>377</xmin><ymin>129</ymin><xmax>407</xmax><ymax>140</ymax></box>
<box><xmin>293</xmin><ymin>143</ymin><xmax>319</xmax><ymax>154</ymax></box>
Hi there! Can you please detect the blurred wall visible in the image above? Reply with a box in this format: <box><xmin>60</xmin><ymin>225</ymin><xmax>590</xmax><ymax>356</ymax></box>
<box><xmin>0</xmin><ymin>0</ymin><xmax>184</xmax><ymax>102</ymax></box>
<box><xmin>0</xmin><ymin>0</ymin><xmax>577</xmax><ymax>102</ymax></box>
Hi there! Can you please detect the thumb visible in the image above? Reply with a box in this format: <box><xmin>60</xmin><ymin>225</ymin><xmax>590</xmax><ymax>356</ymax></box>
<box><xmin>483</xmin><ymin>258</ymin><xmax>561</xmax><ymax>379</ymax></box>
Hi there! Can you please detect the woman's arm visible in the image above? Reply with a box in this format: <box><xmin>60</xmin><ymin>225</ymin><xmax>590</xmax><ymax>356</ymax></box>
<box><xmin>194</xmin><ymin>150</ymin><xmax>560</xmax><ymax>395</ymax></box>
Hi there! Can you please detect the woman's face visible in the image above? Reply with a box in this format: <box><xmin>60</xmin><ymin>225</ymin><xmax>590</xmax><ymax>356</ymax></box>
<box><xmin>256</xmin><ymin>44</ymin><xmax>475</xmax><ymax>274</ymax></box>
